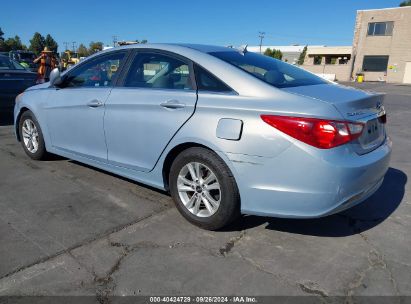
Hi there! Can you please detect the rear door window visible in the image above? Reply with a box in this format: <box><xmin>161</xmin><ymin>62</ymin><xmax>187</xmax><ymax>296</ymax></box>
<box><xmin>124</xmin><ymin>52</ymin><xmax>193</xmax><ymax>90</ymax></box>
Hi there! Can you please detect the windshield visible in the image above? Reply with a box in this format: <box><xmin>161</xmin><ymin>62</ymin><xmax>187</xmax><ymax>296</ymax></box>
<box><xmin>19</xmin><ymin>53</ymin><xmax>36</xmax><ymax>60</ymax></box>
<box><xmin>209</xmin><ymin>51</ymin><xmax>327</xmax><ymax>88</ymax></box>
<box><xmin>0</xmin><ymin>56</ymin><xmax>26</xmax><ymax>70</ymax></box>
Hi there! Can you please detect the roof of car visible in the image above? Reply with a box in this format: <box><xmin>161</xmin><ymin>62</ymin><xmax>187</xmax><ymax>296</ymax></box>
<box><xmin>114</xmin><ymin>43</ymin><xmax>235</xmax><ymax>54</ymax></box>
<box><xmin>86</xmin><ymin>43</ymin><xmax>275</xmax><ymax>97</ymax></box>
<box><xmin>174</xmin><ymin>44</ymin><xmax>235</xmax><ymax>53</ymax></box>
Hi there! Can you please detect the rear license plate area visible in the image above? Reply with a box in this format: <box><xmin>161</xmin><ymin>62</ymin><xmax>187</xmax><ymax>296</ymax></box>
<box><xmin>359</xmin><ymin>118</ymin><xmax>385</xmax><ymax>147</ymax></box>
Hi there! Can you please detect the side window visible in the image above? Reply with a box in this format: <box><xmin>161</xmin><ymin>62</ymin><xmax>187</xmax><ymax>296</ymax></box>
<box><xmin>124</xmin><ymin>52</ymin><xmax>193</xmax><ymax>90</ymax></box>
<box><xmin>194</xmin><ymin>65</ymin><xmax>232</xmax><ymax>93</ymax></box>
<box><xmin>62</xmin><ymin>52</ymin><xmax>126</xmax><ymax>88</ymax></box>
<box><xmin>368</xmin><ymin>22</ymin><xmax>394</xmax><ymax>36</ymax></box>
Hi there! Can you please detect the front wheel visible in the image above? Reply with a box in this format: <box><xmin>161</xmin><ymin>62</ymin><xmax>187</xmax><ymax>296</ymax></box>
<box><xmin>169</xmin><ymin>147</ymin><xmax>240</xmax><ymax>230</ymax></box>
<box><xmin>19</xmin><ymin>111</ymin><xmax>48</xmax><ymax>160</ymax></box>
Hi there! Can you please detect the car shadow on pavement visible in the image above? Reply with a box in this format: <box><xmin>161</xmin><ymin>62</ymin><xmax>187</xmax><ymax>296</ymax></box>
<box><xmin>226</xmin><ymin>167</ymin><xmax>407</xmax><ymax>237</ymax></box>
<box><xmin>0</xmin><ymin>110</ymin><xmax>14</xmax><ymax>126</ymax></box>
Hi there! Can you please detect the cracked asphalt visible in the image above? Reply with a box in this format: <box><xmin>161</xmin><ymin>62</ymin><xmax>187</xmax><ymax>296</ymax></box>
<box><xmin>0</xmin><ymin>83</ymin><xmax>410</xmax><ymax>301</ymax></box>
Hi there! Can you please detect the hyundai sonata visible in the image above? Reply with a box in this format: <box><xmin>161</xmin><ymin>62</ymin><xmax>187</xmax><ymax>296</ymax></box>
<box><xmin>14</xmin><ymin>44</ymin><xmax>391</xmax><ymax>230</ymax></box>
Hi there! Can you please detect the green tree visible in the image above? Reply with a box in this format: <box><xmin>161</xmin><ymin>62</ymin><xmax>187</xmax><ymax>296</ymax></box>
<box><xmin>264</xmin><ymin>48</ymin><xmax>272</xmax><ymax>57</ymax></box>
<box><xmin>0</xmin><ymin>41</ymin><xmax>8</xmax><ymax>52</ymax></box>
<box><xmin>297</xmin><ymin>46</ymin><xmax>307</xmax><ymax>65</ymax></box>
<box><xmin>45</xmin><ymin>34</ymin><xmax>58</xmax><ymax>53</ymax></box>
<box><xmin>400</xmin><ymin>0</ymin><xmax>411</xmax><ymax>6</ymax></box>
<box><xmin>264</xmin><ymin>48</ymin><xmax>283</xmax><ymax>60</ymax></box>
<box><xmin>4</xmin><ymin>35</ymin><xmax>27</xmax><ymax>51</ymax></box>
<box><xmin>0</xmin><ymin>27</ymin><xmax>7</xmax><ymax>52</ymax></box>
<box><xmin>88</xmin><ymin>41</ymin><xmax>103</xmax><ymax>54</ymax></box>
<box><xmin>29</xmin><ymin>32</ymin><xmax>46</xmax><ymax>55</ymax></box>
<box><xmin>135</xmin><ymin>39</ymin><xmax>148</xmax><ymax>44</ymax></box>
<box><xmin>77</xmin><ymin>43</ymin><xmax>89</xmax><ymax>57</ymax></box>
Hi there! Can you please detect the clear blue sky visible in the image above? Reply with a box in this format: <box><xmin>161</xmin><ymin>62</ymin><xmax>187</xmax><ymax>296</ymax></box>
<box><xmin>1</xmin><ymin>0</ymin><xmax>402</xmax><ymax>51</ymax></box>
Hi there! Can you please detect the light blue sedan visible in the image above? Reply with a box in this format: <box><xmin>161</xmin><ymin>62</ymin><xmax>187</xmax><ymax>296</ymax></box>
<box><xmin>14</xmin><ymin>44</ymin><xmax>391</xmax><ymax>230</ymax></box>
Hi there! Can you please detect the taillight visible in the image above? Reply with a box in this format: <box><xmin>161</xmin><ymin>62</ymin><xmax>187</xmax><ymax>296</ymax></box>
<box><xmin>261</xmin><ymin>115</ymin><xmax>364</xmax><ymax>149</ymax></box>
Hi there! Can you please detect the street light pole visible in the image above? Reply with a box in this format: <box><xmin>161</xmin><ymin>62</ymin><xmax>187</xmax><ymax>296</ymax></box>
<box><xmin>258</xmin><ymin>31</ymin><xmax>265</xmax><ymax>54</ymax></box>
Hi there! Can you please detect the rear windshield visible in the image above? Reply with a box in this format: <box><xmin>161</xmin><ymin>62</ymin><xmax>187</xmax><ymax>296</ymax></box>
<box><xmin>209</xmin><ymin>51</ymin><xmax>326</xmax><ymax>88</ymax></box>
<box><xmin>19</xmin><ymin>53</ymin><xmax>35</xmax><ymax>60</ymax></box>
<box><xmin>0</xmin><ymin>56</ymin><xmax>25</xmax><ymax>70</ymax></box>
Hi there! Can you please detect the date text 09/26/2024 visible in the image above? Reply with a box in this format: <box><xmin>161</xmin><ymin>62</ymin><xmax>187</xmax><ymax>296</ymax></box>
<box><xmin>149</xmin><ymin>296</ymin><xmax>257</xmax><ymax>303</ymax></box>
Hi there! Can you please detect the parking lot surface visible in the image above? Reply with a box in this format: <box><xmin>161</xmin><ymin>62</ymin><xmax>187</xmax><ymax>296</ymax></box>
<box><xmin>0</xmin><ymin>83</ymin><xmax>410</xmax><ymax>300</ymax></box>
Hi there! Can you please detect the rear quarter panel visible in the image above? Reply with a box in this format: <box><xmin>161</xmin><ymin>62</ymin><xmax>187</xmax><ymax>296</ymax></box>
<box><xmin>174</xmin><ymin>89</ymin><xmax>344</xmax><ymax>158</ymax></box>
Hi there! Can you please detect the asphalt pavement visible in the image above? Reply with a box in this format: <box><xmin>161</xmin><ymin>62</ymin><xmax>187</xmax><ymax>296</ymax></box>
<box><xmin>0</xmin><ymin>83</ymin><xmax>410</xmax><ymax>301</ymax></box>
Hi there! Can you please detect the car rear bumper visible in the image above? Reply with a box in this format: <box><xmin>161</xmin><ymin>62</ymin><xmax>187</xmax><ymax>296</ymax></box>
<box><xmin>227</xmin><ymin>137</ymin><xmax>392</xmax><ymax>218</ymax></box>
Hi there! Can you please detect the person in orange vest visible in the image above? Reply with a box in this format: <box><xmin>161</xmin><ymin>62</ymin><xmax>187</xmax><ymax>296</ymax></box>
<box><xmin>33</xmin><ymin>47</ymin><xmax>57</xmax><ymax>84</ymax></box>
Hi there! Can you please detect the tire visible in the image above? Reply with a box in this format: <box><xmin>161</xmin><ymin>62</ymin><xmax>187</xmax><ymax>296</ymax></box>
<box><xmin>169</xmin><ymin>147</ymin><xmax>240</xmax><ymax>230</ymax></box>
<box><xmin>19</xmin><ymin>111</ymin><xmax>48</xmax><ymax>160</ymax></box>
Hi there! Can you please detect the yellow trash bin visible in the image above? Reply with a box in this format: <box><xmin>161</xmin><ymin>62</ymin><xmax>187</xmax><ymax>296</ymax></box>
<box><xmin>357</xmin><ymin>75</ymin><xmax>364</xmax><ymax>83</ymax></box>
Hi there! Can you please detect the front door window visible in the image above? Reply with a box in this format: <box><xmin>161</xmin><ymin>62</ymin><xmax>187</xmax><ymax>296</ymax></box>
<box><xmin>61</xmin><ymin>52</ymin><xmax>126</xmax><ymax>88</ymax></box>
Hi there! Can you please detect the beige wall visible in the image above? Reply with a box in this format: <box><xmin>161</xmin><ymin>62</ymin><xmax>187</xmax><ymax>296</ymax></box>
<box><xmin>302</xmin><ymin>64</ymin><xmax>352</xmax><ymax>82</ymax></box>
<box><xmin>404</xmin><ymin>62</ymin><xmax>411</xmax><ymax>84</ymax></box>
<box><xmin>301</xmin><ymin>47</ymin><xmax>353</xmax><ymax>81</ymax></box>
<box><xmin>352</xmin><ymin>7</ymin><xmax>411</xmax><ymax>83</ymax></box>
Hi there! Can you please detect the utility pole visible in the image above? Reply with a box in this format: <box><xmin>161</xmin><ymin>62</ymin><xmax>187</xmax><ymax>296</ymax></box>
<box><xmin>258</xmin><ymin>31</ymin><xmax>265</xmax><ymax>54</ymax></box>
<box><xmin>112</xmin><ymin>35</ymin><xmax>118</xmax><ymax>47</ymax></box>
<box><xmin>72</xmin><ymin>41</ymin><xmax>77</xmax><ymax>52</ymax></box>
<box><xmin>63</xmin><ymin>42</ymin><xmax>69</xmax><ymax>51</ymax></box>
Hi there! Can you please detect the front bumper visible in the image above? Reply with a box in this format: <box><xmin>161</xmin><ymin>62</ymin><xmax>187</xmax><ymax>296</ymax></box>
<box><xmin>227</xmin><ymin>137</ymin><xmax>392</xmax><ymax>218</ymax></box>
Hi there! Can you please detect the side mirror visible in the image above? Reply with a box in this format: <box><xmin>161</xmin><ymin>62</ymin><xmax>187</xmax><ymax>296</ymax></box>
<box><xmin>49</xmin><ymin>68</ymin><xmax>63</xmax><ymax>87</ymax></box>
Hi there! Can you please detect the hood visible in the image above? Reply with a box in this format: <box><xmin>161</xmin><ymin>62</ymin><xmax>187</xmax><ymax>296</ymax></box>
<box><xmin>25</xmin><ymin>82</ymin><xmax>51</xmax><ymax>91</ymax></box>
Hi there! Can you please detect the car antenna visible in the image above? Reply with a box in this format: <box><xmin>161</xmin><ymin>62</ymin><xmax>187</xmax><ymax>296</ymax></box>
<box><xmin>237</xmin><ymin>44</ymin><xmax>248</xmax><ymax>55</ymax></box>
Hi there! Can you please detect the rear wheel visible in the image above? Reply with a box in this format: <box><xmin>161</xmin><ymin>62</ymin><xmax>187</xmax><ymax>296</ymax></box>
<box><xmin>169</xmin><ymin>147</ymin><xmax>240</xmax><ymax>230</ymax></box>
<box><xmin>19</xmin><ymin>111</ymin><xmax>48</xmax><ymax>160</ymax></box>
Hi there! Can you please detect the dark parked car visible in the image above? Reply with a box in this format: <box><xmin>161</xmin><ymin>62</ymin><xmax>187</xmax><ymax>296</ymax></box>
<box><xmin>0</xmin><ymin>55</ymin><xmax>37</xmax><ymax>111</ymax></box>
<box><xmin>9</xmin><ymin>50</ymin><xmax>38</xmax><ymax>72</ymax></box>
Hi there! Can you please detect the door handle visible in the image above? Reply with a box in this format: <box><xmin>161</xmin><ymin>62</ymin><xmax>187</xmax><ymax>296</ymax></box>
<box><xmin>160</xmin><ymin>100</ymin><xmax>186</xmax><ymax>109</ymax></box>
<box><xmin>87</xmin><ymin>99</ymin><xmax>103</xmax><ymax>108</ymax></box>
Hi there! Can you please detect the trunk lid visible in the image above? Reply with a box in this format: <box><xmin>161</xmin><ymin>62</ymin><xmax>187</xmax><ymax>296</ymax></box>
<box><xmin>282</xmin><ymin>84</ymin><xmax>387</xmax><ymax>154</ymax></box>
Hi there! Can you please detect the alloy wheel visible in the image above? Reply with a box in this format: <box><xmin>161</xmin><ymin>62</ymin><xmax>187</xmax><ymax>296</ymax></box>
<box><xmin>22</xmin><ymin>119</ymin><xmax>39</xmax><ymax>154</ymax></box>
<box><xmin>177</xmin><ymin>162</ymin><xmax>221</xmax><ymax>217</ymax></box>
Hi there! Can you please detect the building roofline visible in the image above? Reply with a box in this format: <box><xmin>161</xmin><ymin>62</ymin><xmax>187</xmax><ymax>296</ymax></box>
<box><xmin>357</xmin><ymin>6</ymin><xmax>411</xmax><ymax>12</ymax></box>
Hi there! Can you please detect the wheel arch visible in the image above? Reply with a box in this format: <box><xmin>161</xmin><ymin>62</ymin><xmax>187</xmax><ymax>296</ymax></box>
<box><xmin>161</xmin><ymin>141</ymin><xmax>240</xmax><ymax>200</ymax></box>
<box><xmin>15</xmin><ymin>107</ymin><xmax>31</xmax><ymax>142</ymax></box>
<box><xmin>162</xmin><ymin>142</ymin><xmax>210</xmax><ymax>191</ymax></box>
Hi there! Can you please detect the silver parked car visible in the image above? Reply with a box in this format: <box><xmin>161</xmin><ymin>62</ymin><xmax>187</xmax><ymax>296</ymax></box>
<box><xmin>14</xmin><ymin>44</ymin><xmax>391</xmax><ymax>230</ymax></box>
